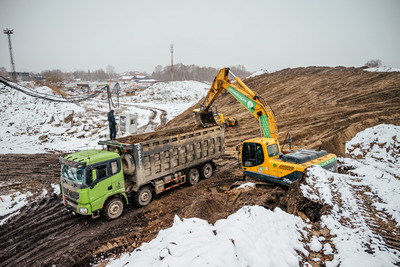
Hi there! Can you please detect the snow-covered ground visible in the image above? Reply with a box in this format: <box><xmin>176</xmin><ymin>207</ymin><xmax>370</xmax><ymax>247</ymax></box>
<box><xmin>0</xmin><ymin>81</ymin><xmax>208</xmax><ymax>153</ymax></box>
<box><xmin>247</xmin><ymin>69</ymin><xmax>269</xmax><ymax>78</ymax></box>
<box><xmin>107</xmin><ymin>206</ymin><xmax>309</xmax><ymax>267</ymax></box>
<box><xmin>364</xmin><ymin>66</ymin><xmax>400</xmax><ymax>72</ymax></box>
<box><xmin>105</xmin><ymin>124</ymin><xmax>400</xmax><ymax>266</ymax></box>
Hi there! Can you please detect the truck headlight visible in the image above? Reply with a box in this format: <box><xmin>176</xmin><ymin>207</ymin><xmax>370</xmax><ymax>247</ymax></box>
<box><xmin>79</xmin><ymin>208</ymin><xmax>88</xmax><ymax>214</ymax></box>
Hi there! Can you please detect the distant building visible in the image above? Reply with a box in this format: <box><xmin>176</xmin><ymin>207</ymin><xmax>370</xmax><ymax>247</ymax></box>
<box><xmin>9</xmin><ymin>72</ymin><xmax>30</xmax><ymax>81</ymax></box>
<box><xmin>120</xmin><ymin>76</ymin><xmax>134</xmax><ymax>81</ymax></box>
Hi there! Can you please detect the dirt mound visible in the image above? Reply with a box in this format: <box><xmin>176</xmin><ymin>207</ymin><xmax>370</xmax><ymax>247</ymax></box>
<box><xmin>117</xmin><ymin>125</ymin><xmax>203</xmax><ymax>144</ymax></box>
<box><xmin>165</xmin><ymin>67</ymin><xmax>400</xmax><ymax>156</ymax></box>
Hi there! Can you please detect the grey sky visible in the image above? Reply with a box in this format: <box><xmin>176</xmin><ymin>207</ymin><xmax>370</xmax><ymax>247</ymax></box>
<box><xmin>1</xmin><ymin>0</ymin><xmax>399</xmax><ymax>74</ymax></box>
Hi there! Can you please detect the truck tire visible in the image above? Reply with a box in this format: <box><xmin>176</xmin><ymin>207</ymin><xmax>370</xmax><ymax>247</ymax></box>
<box><xmin>187</xmin><ymin>168</ymin><xmax>200</xmax><ymax>186</ymax></box>
<box><xmin>121</xmin><ymin>154</ymin><xmax>135</xmax><ymax>175</ymax></box>
<box><xmin>201</xmin><ymin>163</ymin><xmax>213</xmax><ymax>179</ymax></box>
<box><xmin>102</xmin><ymin>197</ymin><xmax>124</xmax><ymax>220</ymax></box>
<box><xmin>134</xmin><ymin>186</ymin><xmax>153</xmax><ymax>207</ymax></box>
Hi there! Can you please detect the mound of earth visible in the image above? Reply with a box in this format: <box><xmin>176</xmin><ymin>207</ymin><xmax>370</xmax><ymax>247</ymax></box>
<box><xmin>165</xmin><ymin>66</ymin><xmax>400</xmax><ymax>156</ymax></box>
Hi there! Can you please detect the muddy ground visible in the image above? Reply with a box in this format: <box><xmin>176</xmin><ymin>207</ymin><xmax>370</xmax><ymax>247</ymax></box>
<box><xmin>0</xmin><ymin>67</ymin><xmax>399</xmax><ymax>266</ymax></box>
<box><xmin>0</xmin><ymin>154</ymin><xmax>290</xmax><ymax>266</ymax></box>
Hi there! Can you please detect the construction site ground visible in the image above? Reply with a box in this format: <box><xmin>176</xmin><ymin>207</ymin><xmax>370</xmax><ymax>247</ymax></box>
<box><xmin>0</xmin><ymin>67</ymin><xmax>399</xmax><ymax>266</ymax></box>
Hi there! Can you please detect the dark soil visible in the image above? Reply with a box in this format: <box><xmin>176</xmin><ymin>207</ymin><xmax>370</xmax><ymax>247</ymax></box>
<box><xmin>1</xmin><ymin>67</ymin><xmax>399</xmax><ymax>266</ymax></box>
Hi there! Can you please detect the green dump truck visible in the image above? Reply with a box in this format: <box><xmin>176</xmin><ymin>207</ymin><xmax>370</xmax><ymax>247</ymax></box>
<box><xmin>59</xmin><ymin>125</ymin><xmax>225</xmax><ymax>219</ymax></box>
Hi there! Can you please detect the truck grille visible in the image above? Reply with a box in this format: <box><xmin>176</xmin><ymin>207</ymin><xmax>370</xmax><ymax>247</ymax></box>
<box><xmin>62</xmin><ymin>187</ymin><xmax>79</xmax><ymax>200</ymax></box>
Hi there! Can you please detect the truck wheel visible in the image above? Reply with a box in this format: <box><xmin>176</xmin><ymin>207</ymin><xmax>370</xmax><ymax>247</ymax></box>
<box><xmin>201</xmin><ymin>163</ymin><xmax>213</xmax><ymax>179</ymax></box>
<box><xmin>187</xmin><ymin>168</ymin><xmax>200</xmax><ymax>186</ymax></box>
<box><xmin>102</xmin><ymin>197</ymin><xmax>124</xmax><ymax>220</ymax></box>
<box><xmin>134</xmin><ymin>186</ymin><xmax>153</xmax><ymax>207</ymax></box>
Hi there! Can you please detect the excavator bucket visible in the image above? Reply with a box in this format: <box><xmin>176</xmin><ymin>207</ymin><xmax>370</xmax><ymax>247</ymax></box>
<box><xmin>193</xmin><ymin>109</ymin><xmax>217</xmax><ymax>127</ymax></box>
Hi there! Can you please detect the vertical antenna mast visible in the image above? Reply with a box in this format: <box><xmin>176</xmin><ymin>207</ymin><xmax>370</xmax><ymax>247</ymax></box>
<box><xmin>3</xmin><ymin>28</ymin><xmax>16</xmax><ymax>81</ymax></box>
<box><xmin>170</xmin><ymin>44</ymin><xmax>174</xmax><ymax>81</ymax></box>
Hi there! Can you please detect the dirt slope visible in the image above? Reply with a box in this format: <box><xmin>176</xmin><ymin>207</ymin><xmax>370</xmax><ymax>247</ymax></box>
<box><xmin>165</xmin><ymin>66</ymin><xmax>400</xmax><ymax>156</ymax></box>
<box><xmin>1</xmin><ymin>67</ymin><xmax>399</xmax><ymax>266</ymax></box>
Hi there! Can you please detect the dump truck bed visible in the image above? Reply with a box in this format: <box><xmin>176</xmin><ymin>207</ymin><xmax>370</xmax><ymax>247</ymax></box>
<box><xmin>98</xmin><ymin>125</ymin><xmax>225</xmax><ymax>187</ymax></box>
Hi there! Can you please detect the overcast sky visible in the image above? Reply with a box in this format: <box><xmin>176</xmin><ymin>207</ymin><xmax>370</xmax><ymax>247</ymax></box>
<box><xmin>1</xmin><ymin>0</ymin><xmax>399</xmax><ymax>74</ymax></box>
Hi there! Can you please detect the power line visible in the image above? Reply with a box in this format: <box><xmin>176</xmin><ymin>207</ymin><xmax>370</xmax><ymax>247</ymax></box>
<box><xmin>0</xmin><ymin>75</ymin><xmax>108</xmax><ymax>103</ymax></box>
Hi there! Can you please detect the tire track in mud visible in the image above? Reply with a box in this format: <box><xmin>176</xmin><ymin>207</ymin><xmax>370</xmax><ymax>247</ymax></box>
<box><xmin>0</xmin><ymin>152</ymin><xmax>281</xmax><ymax>266</ymax></box>
<box><xmin>0</xmin><ymin>153</ymin><xmax>251</xmax><ymax>266</ymax></box>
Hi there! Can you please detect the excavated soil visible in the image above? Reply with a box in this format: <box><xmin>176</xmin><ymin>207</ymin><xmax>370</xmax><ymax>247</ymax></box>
<box><xmin>165</xmin><ymin>67</ymin><xmax>400</xmax><ymax>157</ymax></box>
<box><xmin>1</xmin><ymin>67</ymin><xmax>399</xmax><ymax>266</ymax></box>
<box><xmin>117</xmin><ymin>125</ymin><xmax>203</xmax><ymax>144</ymax></box>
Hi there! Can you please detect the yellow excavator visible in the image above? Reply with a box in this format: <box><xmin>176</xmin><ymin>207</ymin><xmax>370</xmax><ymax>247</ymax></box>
<box><xmin>194</xmin><ymin>68</ymin><xmax>337</xmax><ymax>186</ymax></box>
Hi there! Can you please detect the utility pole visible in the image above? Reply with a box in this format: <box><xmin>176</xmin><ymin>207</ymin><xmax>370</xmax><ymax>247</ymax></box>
<box><xmin>3</xmin><ymin>28</ymin><xmax>16</xmax><ymax>81</ymax></box>
<box><xmin>170</xmin><ymin>44</ymin><xmax>173</xmax><ymax>81</ymax></box>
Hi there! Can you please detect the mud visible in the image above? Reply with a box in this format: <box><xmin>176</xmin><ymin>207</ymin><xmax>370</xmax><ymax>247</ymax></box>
<box><xmin>1</xmin><ymin>67</ymin><xmax>399</xmax><ymax>266</ymax></box>
<box><xmin>0</xmin><ymin>154</ymin><xmax>286</xmax><ymax>266</ymax></box>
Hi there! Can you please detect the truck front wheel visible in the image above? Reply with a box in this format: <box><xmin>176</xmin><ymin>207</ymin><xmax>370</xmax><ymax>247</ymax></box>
<box><xmin>134</xmin><ymin>186</ymin><xmax>153</xmax><ymax>207</ymax></box>
<box><xmin>187</xmin><ymin>168</ymin><xmax>200</xmax><ymax>186</ymax></box>
<box><xmin>102</xmin><ymin>197</ymin><xmax>124</xmax><ymax>220</ymax></box>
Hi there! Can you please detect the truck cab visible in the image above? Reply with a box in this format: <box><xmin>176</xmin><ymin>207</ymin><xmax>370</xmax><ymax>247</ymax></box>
<box><xmin>241</xmin><ymin>137</ymin><xmax>337</xmax><ymax>186</ymax></box>
<box><xmin>60</xmin><ymin>149</ymin><xmax>128</xmax><ymax>219</ymax></box>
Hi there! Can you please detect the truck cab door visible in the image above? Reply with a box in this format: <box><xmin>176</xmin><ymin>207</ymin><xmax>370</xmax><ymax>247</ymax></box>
<box><xmin>89</xmin><ymin>163</ymin><xmax>112</xmax><ymax>211</ymax></box>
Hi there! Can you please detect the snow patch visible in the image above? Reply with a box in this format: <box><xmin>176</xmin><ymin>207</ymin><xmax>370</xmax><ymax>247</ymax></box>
<box><xmin>247</xmin><ymin>69</ymin><xmax>269</xmax><ymax>78</ymax></box>
<box><xmin>364</xmin><ymin>66</ymin><xmax>400</xmax><ymax>72</ymax></box>
<box><xmin>107</xmin><ymin>206</ymin><xmax>308</xmax><ymax>267</ymax></box>
<box><xmin>135</xmin><ymin>81</ymin><xmax>208</xmax><ymax>104</ymax></box>
<box><xmin>237</xmin><ymin>182</ymin><xmax>255</xmax><ymax>189</ymax></box>
<box><xmin>0</xmin><ymin>191</ymin><xmax>31</xmax><ymax>225</ymax></box>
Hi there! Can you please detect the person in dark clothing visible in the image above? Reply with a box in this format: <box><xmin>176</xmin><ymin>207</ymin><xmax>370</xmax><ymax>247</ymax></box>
<box><xmin>107</xmin><ymin>110</ymin><xmax>117</xmax><ymax>140</ymax></box>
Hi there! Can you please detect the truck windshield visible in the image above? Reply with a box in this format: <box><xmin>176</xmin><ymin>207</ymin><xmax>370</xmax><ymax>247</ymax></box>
<box><xmin>61</xmin><ymin>165</ymin><xmax>87</xmax><ymax>185</ymax></box>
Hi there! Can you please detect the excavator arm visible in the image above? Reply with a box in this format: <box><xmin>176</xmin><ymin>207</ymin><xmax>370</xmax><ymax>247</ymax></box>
<box><xmin>194</xmin><ymin>68</ymin><xmax>278</xmax><ymax>139</ymax></box>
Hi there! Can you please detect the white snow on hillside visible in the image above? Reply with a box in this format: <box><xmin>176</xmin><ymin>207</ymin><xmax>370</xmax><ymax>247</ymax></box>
<box><xmin>342</xmin><ymin>124</ymin><xmax>400</xmax><ymax>225</ymax></box>
<box><xmin>107</xmin><ymin>206</ymin><xmax>309</xmax><ymax>267</ymax></box>
<box><xmin>132</xmin><ymin>81</ymin><xmax>209</xmax><ymax>122</ymax></box>
<box><xmin>0</xmin><ymin>81</ymin><xmax>208</xmax><ymax>153</ymax></box>
<box><xmin>247</xmin><ymin>69</ymin><xmax>269</xmax><ymax>78</ymax></box>
<box><xmin>301</xmin><ymin>124</ymin><xmax>400</xmax><ymax>266</ymax></box>
<box><xmin>135</xmin><ymin>81</ymin><xmax>208</xmax><ymax>104</ymax></box>
<box><xmin>364</xmin><ymin>66</ymin><xmax>400</xmax><ymax>72</ymax></box>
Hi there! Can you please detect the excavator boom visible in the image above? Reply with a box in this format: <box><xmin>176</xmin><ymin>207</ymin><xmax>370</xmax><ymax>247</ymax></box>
<box><xmin>194</xmin><ymin>68</ymin><xmax>278</xmax><ymax>139</ymax></box>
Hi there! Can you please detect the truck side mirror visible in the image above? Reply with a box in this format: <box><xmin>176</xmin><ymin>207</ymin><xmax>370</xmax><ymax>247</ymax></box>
<box><xmin>92</xmin><ymin>169</ymin><xmax>97</xmax><ymax>182</ymax></box>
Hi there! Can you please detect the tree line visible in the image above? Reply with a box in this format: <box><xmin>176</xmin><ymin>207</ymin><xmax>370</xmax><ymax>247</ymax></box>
<box><xmin>151</xmin><ymin>63</ymin><xmax>252</xmax><ymax>82</ymax></box>
<box><xmin>0</xmin><ymin>63</ymin><xmax>253</xmax><ymax>84</ymax></box>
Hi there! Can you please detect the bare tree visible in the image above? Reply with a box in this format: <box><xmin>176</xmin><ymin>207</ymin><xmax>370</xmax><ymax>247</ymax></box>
<box><xmin>0</xmin><ymin>67</ymin><xmax>9</xmax><ymax>77</ymax></box>
<box><xmin>151</xmin><ymin>63</ymin><xmax>251</xmax><ymax>82</ymax></box>
<box><xmin>42</xmin><ymin>69</ymin><xmax>64</xmax><ymax>86</ymax></box>
<box><xmin>364</xmin><ymin>59</ymin><xmax>382</xmax><ymax>68</ymax></box>
<box><xmin>106</xmin><ymin>65</ymin><xmax>116</xmax><ymax>79</ymax></box>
